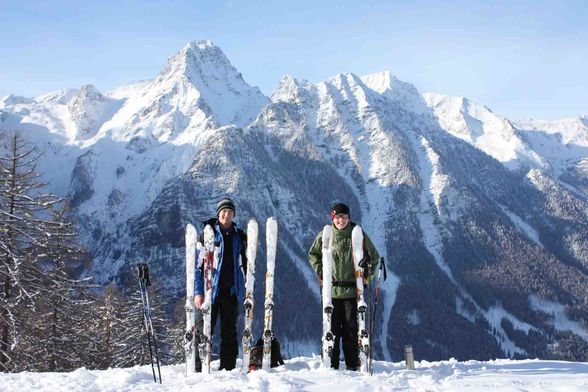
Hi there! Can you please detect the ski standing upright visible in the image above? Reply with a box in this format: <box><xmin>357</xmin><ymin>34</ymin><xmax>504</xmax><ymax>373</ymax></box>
<box><xmin>198</xmin><ymin>224</ymin><xmax>215</xmax><ymax>374</ymax></box>
<box><xmin>351</xmin><ymin>225</ymin><xmax>370</xmax><ymax>373</ymax></box>
<box><xmin>184</xmin><ymin>224</ymin><xmax>197</xmax><ymax>376</ymax></box>
<box><xmin>262</xmin><ymin>217</ymin><xmax>278</xmax><ymax>370</ymax></box>
<box><xmin>242</xmin><ymin>219</ymin><xmax>259</xmax><ymax>373</ymax></box>
<box><xmin>321</xmin><ymin>225</ymin><xmax>335</xmax><ymax>367</ymax></box>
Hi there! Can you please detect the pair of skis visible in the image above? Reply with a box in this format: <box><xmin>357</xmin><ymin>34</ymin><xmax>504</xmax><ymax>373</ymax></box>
<box><xmin>320</xmin><ymin>224</ymin><xmax>370</xmax><ymax>374</ymax></box>
<box><xmin>185</xmin><ymin>217</ymin><xmax>278</xmax><ymax>375</ymax></box>
<box><xmin>184</xmin><ymin>223</ymin><xmax>216</xmax><ymax>375</ymax></box>
<box><xmin>184</xmin><ymin>225</ymin><xmax>197</xmax><ymax>375</ymax></box>
<box><xmin>242</xmin><ymin>217</ymin><xmax>278</xmax><ymax>373</ymax></box>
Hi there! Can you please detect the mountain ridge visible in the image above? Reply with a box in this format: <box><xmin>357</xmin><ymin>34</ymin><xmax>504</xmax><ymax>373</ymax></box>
<box><xmin>1</xmin><ymin>40</ymin><xmax>587</xmax><ymax>361</ymax></box>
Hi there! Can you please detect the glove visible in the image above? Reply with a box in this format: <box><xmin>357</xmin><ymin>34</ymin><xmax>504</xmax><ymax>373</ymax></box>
<box><xmin>362</xmin><ymin>262</ymin><xmax>372</xmax><ymax>279</ymax></box>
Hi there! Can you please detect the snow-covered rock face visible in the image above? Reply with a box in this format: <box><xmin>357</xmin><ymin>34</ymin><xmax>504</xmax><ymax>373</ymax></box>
<box><xmin>68</xmin><ymin>84</ymin><xmax>122</xmax><ymax>140</ymax></box>
<box><xmin>96</xmin><ymin>40</ymin><xmax>269</xmax><ymax>145</ymax></box>
<box><xmin>0</xmin><ymin>94</ymin><xmax>34</xmax><ymax>107</ymax></box>
<box><xmin>362</xmin><ymin>70</ymin><xmax>430</xmax><ymax>115</ymax></box>
<box><xmin>423</xmin><ymin>93</ymin><xmax>549</xmax><ymax>171</ymax></box>
<box><xmin>2</xmin><ymin>41</ymin><xmax>588</xmax><ymax>363</ymax></box>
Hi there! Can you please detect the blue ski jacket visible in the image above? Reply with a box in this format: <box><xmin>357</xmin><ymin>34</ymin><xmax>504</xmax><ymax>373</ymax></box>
<box><xmin>194</xmin><ymin>218</ymin><xmax>247</xmax><ymax>304</ymax></box>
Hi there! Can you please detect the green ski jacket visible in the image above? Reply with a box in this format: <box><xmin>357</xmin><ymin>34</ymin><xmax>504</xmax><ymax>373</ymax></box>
<box><xmin>308</xmin><ymin>222</ymin><xmax>380</xmax><ymax>299</ymax></box>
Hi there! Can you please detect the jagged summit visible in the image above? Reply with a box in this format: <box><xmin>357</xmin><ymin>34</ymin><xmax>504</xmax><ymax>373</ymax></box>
<box><xmin>75</xmin><ymin>84</ymin><xmax>104</xmax><ymax>100</ymax></box>
<box><xmin>110</xmin><ymin>39</ymin><xmax>270</xmax><ymax>137</ymax></box>
<box><xmin>424</xmin><ymin>92</ymin><xmax>548</xmax><ymax>171</ymax></box>
<box><xmin>68</xmin><ymin>84</ymin><xmax>120</xmax><ymax>140</ymax></box>
<box><xmin>271</xmin><ymin>74</ymin><xmax>314</xmax><ymax>104</ymax></box>
<box><xmin>0</xmin><ymin>94</ymin><xmax>34</xmax><ymax>107</ymax></box>
<box><xmin>160</xmin><ymin>39</ymin><xmax>236</xmax><ymax>82</ymax></box>
<box><xmin>91</xmin><ymin>40</ymin><xmax>270</xmax><ymax>143</ymax></box>
<box><xmin>35</xmin><ymin>88</ymin><xmax>79</xmax><ymax>104</ymax></box>
<box><xmin>361</xmin><ymin>71</ymin><xmax>429</xmax><ymax>114</ymax></box>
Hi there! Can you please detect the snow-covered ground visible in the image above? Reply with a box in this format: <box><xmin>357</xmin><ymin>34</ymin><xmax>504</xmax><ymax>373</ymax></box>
<box><xmin>2</xmin><ymin>356</ymin><xmax>587</xmax><ymax>392</ymax></box>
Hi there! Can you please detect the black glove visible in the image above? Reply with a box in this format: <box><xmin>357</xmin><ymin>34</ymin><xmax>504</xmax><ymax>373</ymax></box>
<box><xmin>358</xmin><ymin>251</ymin><xmax>371</xmax><ymax>277</ymax></box>
<box><xmin>362</xmin><ymin>262</ymin><xmax>372</xmax><ymax>279</ymax></box>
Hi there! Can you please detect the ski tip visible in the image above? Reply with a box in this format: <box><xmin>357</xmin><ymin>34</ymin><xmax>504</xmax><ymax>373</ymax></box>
<box><xmin>186</xmin><ymin>223</ymin><xmax>197</xmax><ymax>242</ymax></box>
<box><xmin>321</xmin><ymin>225</ymin><xmax>333</xmax><ymax>244</ymax></box>
<box><xmin>266</xmin><ymin>217</ymin><xmax>278</xmax><ymax>232</ymax></box>
<box><xmin>248</xmin><ymin>218</ymin><xmax>259</xmax><ymax>230</ymax></box>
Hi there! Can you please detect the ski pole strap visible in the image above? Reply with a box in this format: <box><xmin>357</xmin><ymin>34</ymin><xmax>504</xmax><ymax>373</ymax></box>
<box><xmin>332</xmin><ymin>280</ymin><xmax>356</xmax><ymax>288</ymax></box>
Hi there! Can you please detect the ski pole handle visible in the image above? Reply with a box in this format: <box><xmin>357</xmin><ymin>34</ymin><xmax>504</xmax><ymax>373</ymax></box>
<box><xmin>138</xmin><ymin>263</ymin><xmax>151</xmax><ymax>286</ymax></box>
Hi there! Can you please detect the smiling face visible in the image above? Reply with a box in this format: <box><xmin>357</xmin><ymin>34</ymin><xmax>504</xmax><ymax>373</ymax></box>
<box><xmin>332</xmin><ymin>213</ymin><xmax>350</xmax><ymax>230</ymax></box>
<box><xmin>218</xmin><ymin>208</ymin><xmax>235</xmax><ymax>228</ymax></box>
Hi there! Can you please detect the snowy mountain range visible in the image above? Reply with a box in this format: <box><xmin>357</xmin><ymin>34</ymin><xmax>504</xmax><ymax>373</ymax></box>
<box><xmin>1</xmin><ymin>40</ymin><xmax>587</xmax><ymax>362</ymax></box>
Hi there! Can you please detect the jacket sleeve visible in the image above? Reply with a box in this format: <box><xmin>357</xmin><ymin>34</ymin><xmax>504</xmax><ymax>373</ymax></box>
<box><xmin>308</xmin><ymin>230</ymin><xmax>323</xmax><ymax>279</ymax></box>
<box><xmin>238</xmin><ymin>229</ymin><xmax>248</xmax><ymax>276</ymax></box>
<box><xmin>194</xmin><ymin>234</ymin><xmax>204</xmax><ymax>296</ymax></box>
<box><xmin>363</xmin><ymin>233</ymin><xmax>380</xmax><ymax>282</ymax></box>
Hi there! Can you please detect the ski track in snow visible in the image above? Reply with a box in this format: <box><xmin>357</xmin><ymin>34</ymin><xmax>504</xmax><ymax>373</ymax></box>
<box><xmin>1</xmin><ymin>357</ymin><xmax>587</xmax><ymax>392</ymax></box>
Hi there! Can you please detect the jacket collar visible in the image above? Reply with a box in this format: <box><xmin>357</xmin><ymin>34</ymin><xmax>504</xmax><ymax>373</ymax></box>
<box><xmin>203</xmin><ymin>217</ymin><xmax>237</xmax><ymax>232</ymax></box>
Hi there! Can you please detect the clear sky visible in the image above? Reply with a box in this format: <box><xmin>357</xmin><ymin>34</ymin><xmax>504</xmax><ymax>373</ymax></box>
<box><xmin>0</xmin><ymin>0</ymin><xmax>586</xmax><ymax>120</ymax></box>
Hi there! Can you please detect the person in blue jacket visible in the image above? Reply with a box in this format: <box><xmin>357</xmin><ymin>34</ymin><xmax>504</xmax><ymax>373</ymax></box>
<box><xmin>194</xmin><ymin>198</ymin><xmax>247</xmax><ymax>371</ymax></box>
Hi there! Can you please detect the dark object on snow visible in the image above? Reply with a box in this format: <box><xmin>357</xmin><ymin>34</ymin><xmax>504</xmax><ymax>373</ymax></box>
<box><xmin>248</xmin><ymin>336</ymin><xmax>285</xmax><ymax>371</ymax></box>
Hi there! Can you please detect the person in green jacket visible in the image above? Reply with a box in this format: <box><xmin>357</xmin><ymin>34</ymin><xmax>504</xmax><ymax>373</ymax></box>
<box><xmin>308</xmin><ymin>203</ymin><xmax>380</xmax><ymax>370</ymax></box>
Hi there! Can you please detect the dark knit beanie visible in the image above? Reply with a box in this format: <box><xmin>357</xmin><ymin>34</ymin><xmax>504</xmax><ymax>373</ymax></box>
<box><xmin>216</xmin><ymin>198</ymin><xmax>236</xmax><ymax>216</ymax></box>
<box><xmin>330</xmin><ymin>203</ymin><xmax>350</xmax><ymax>219</ymax></box>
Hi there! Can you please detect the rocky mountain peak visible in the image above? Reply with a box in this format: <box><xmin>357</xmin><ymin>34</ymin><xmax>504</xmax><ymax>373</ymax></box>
<box><xmin>271</xmin><ymin>74</ymin><xmax>314</xmax><ymax>104</ymax></box>
<box><xmin>35</xmin><ymin>88</ymin><xmax>79</xmax><ymax>105</ymax></box>
<box><xmin>135</xmin><ymin>39</ymin><xmax>270</xmax><ymax>130</ymax></box>
<box><xmin>75</xmin><ymin>84</ymin><xmax>106</xmax><ymax>101</ymax></box>
<box><xmin>362</xmin><ymin>71</ymin><xmax>429</xmax><ymax>114</ymax></box>
<box><xmin>0</xmin><ymin>94</ymin><xmax>34</xmax><ymax>107</ymax></box>
<box><xmin>68</xmin><ymin>84</ymin><xmax>119</xmax><ymax>141</ymax></box>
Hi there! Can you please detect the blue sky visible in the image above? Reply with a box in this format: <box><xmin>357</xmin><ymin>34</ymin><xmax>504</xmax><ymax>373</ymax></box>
<box><xmin>0</xmin><ymin>0</ymin><xmax>586</xmax><ymax>120</ymax></box>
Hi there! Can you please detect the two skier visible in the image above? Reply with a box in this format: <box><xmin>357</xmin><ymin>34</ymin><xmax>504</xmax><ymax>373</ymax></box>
<box><xmin>193</xmin><ymin>198</ymin><xmax>247</xmax><ymax>371</ymax></box>
<box><xmin>308</xmin><ymin>202</ymin><xmax>380</xmax><ymax>370</ymax></box>
<box><xmin>192</xmin><ymin>199</ymin><xmax>379</xmax><ymax>372</ymax></box>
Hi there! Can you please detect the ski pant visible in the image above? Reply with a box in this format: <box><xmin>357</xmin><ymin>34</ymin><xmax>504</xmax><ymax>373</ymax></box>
<box><xmin>195</xmin><ymin>288</ymin><xmax>239</xmax><ymax>371</ymax></box>
<box><xmin>331</xmin><ymin>297</ymin><xmax>359</xmax><ymax>370</ymax></box>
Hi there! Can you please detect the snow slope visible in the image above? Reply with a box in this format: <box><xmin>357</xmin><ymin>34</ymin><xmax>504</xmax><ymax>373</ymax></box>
<box><xmin>1</xmin><ymin>357</ymin><xmax>587</xmax><ymax>392</ymax></box>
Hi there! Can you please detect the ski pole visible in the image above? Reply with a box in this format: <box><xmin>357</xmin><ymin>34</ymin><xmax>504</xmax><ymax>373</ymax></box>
<box><xmin>138</xmin><ymin>263</ymin><xmax>162</xmax><ymax>384</ymax></box>
<box><xmin>368</xmin><ymin>257</ymin><xmax>386</xmax><ymax>375</ymax></box>
<box><xmin>368</xmin><ymin>270</ymin><xmax>374</xmax><ymax>375</ymax></box>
